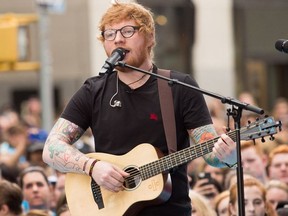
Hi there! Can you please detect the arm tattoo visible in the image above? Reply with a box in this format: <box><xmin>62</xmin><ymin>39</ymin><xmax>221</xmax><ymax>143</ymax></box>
<box><xmin>45</xmin><ymin>118</ymin><xmax>86</xmax><ymax>173</ymax></box>
<box><xmin>189</xmin><ymin>124</ymin><xmax>225</xmax><ymax>168</ymax></box>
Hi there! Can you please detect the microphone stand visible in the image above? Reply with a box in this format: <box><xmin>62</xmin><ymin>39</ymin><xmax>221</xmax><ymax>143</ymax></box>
<box><xmin>116</xmin><ymin>61</ymin><xmax>264</xmax><ymax>216</ymax></box>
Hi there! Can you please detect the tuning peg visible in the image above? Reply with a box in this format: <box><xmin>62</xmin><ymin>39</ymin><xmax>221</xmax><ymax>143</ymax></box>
<box><xmin>269</xmin><ymin>135</ymin><xmax>275</xmax><ymax>141</ymax></box>
<box><xmin>261</xmin><ymin>137</ymin><xmax>265</xmax><ymax>143</ymax></box>
<box><xmin>279</xmin><ymin>124</ymin><xmax>282</xmax><ymax>132</ymax></box>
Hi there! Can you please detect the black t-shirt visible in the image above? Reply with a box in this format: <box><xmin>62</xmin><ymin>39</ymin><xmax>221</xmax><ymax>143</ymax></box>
<box><xmin>61</xmin><ymin>67</ymin><xmax>212</xmax><ymax>216</ymax></box>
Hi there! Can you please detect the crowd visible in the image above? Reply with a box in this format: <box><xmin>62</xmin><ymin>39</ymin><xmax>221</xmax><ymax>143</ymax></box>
<box><xmin>188</xmin><ymin>93</ymin><xmax>288</xmax><ymax>216</ymax></box>
<box><xmin>0</xmin><ymin>97</ymin><xmax>93</xmax><ymax>216</ymax></box>
<box><xmin>0</xmin><ymin>93</ymin><xmax>287</xmax><ymax>216</ymax></box>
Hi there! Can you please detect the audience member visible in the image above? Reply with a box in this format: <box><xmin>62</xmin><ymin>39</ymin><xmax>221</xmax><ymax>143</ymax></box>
<box><xmin>26</xmin><ymin>142</ymin><xmax>46</xmax><ymax>168</ymax></box>
<box><xmin>271</xmin><ymin>97</ymin><xmax>288</xmax><ymax>144</ymax></box>
<box><xmin>267</xmin><ymin>144</ymin><xmax>288</xmax><ymax>185</ymax></box>
<box><xmin>223</xmin><ymin>169</ymin><xmax>253</xmax><ymax>190</ymax></box>
<box><xmin>266</xmin><ymin>180</ymin><xmax>288</xmax><ymax>210</ymax></box>
<box><xmin>0</xmin><ymin>124</ymin><xmax>29</xmax><ymax>170</ymax></box>
<box><xmin>202</xmin><ymin>163</ymin><xmax>228</xmax><ymax>189</ymax></box>
<box><xmin>237</xmin><ymin>91</ymin><xmax>261</xmax><ymax>127</ymax></box>
<box><xmin>55</xmin><ymin>192</ymin><xmax>67</xmax><ymax>216</ymax></box>
<box><xmin>25</xmin><ymin>209</ymin><xmax>50</xmax><ymax>216</ymax></box>
<box><xmin>51</xmin><ymin>173</ymin><xmax>66</xmax><ymax>213</ymax></box>
<box><xmin>18</xmin><ymin>166</ymin><xmax>55</xmax><ymax>215</ymax></box>
<box><xmin>213</xmin><ymin>190</ymin><xmax>230</xmax><ymax>216</ymax></box>
<box><xmin>240</xmin><ymin>140</ymin><xmax>269</xmax><ymax>184</ymax></box>
<box><xmin>21</xmin><ymin>97</ymin><xmax>42</xmax><ymax>128</ymax></box>
<box><xmin>211</xmin><ymin>116</ymin><xmax>227</xmax><ymax>135</ymax></box>
<box><xmin>0</xmin><ymin>108</ymin><xmax>20</xmax><ymax>140</ymax></box>
<box><xmin>189</xmin><ymin>190</ymin><xmax>217</xmax><ymax>216</ymax></box>
<box><xmin>206</xmin><ymin>98</ymin><xmax>226</xmax><ymax>121</ymax></box>
<box><xmin>0</xmin><ymin>163</ymin><xmax>20</xmax><ymax>183</ymax></box>
<box><xmin>25</xmin><ymin>141</ymin><xmax>55</xmax><ymax>178</ymax></box>
<box><xmin>56</xmin><ymin>204</ymin><xmax>70</xmax><ymax>216</ymax></box>
<box><xmin>229</xmin><ymin>177</ymin><xmax>277</xmax><ymax>216</ymax></box>
<box><xmin>191</xmin><ymin>160</ymin><xmax>224</xmax><ymax>203</ymax></box>
<box><xmin>206</xmin><ymin>98</ymin><xmax>228</xmax><ymax>134</ymax></box>
<box><xmin>0</xmin><ymin>179</ymin><xmax>23</xmax><ymax>216</ymax></box>
<box><xmin>238</xmin><ymin>91</ymin><xmax>258</xmax><ymax>106</ymax></box>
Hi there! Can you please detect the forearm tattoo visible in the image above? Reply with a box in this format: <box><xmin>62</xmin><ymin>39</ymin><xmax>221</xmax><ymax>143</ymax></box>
<box><xmin>189</xmin><ymin>124</ymin><xmax>224</xmax><ymax>168</ymax></box>
<box><xmin>45</xmin><ymin>118</ymin><xmax>86</xmax><ymax>173</ymax></box>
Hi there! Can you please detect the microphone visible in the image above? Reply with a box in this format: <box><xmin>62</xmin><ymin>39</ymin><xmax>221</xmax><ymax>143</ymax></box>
<box><xmin>275</xmin><ymin>39</ymin><xmax>288</xmax><ymax>53</ymax></box>
<box><xmin>110</xmin><ymin>100</ymin><xmax>122</xmax><ymax>108</ymax></box>
<box><xmin>99</xmin><ymin>48</ymin><xmax>127</xmax><ymax>74</ymax></box>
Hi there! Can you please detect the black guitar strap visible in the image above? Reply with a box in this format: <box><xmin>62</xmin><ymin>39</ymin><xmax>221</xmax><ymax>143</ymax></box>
<box><xmin>157</xmin><ymin>69</ymin><xmax>177</xmax><ymax>154</ymax></box>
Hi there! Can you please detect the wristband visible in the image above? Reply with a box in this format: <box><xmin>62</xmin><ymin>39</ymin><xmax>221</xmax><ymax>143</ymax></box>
<box><xmin>82</xmin><ymin>158</ymin><xmax>90</xmax><ymax>173</ymax></box>
<box><xmin>89</xmin><ymin>159</ymin><xmax>99</xmax><ymax>177</ymax></box>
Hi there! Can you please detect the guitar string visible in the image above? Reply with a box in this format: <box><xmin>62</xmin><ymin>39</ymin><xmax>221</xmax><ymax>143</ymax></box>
<box><xmin>123</xmin><ymin>130</ymin><xmax>240</xmax><ymax>185</ymax></box>
<box><xmin>124</xmin><ymin>125</ymin><xmax>274</xmax><ymax>185</ymax></box>
<box><xmin>91</xmin><ymin>120</ymin><xmax>275</xmax><ymax>189</ymax></box>
<box><xmin>124</xmin><ymin>132</ymin><xmax>239</xmax><ymax>184</ymax></box>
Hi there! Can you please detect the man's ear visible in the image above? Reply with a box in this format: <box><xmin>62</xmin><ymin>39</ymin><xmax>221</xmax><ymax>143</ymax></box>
<box><xmin>0</xmin><ymin>204</ymin><xmax>9</xmax><ymax>214</ymax></box>
<box><xmin>146</xmin><ymin>32</ymin><xmax>155</xmax><ymax>48</ymax></box>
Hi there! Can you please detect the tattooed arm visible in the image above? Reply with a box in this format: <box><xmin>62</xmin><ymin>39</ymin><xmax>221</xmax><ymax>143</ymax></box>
<box><xmin>42</xmin><ymin>118</ymin><xmax>90</xmax><ymax>174</ymax></box>
<box><xmin>43</xmin><ymin>118</ymin><xmax>130</xmax><ymax>192</ymax></box>
<box><xmin>188</xmin><ymin>124</ymin><xmax>237</xmax><ymax>168</ymax></box>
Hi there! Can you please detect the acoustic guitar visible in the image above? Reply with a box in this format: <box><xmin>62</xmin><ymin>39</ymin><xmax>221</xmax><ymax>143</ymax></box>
<box><xmin>65</xmin><ymin>116</ymin><xmax>281</xmax><ymax>216</ymax></box>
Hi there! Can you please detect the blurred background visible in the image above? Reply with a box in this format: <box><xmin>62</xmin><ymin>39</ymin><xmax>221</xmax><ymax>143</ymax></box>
<box><xmin>1</xmin><ymin>0</ymin><xmax>288</xmax><ymax>130</ymax></box>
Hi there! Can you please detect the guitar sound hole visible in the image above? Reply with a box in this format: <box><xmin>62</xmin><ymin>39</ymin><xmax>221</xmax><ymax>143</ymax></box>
<box><xmin>123</xmin><ymin>166</ymin><xmax>141</xmax><ymax>190</ymax></box>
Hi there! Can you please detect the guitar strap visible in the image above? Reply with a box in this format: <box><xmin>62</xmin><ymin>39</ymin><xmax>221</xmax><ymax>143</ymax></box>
<box><xmin>157</xmin><ymin>69</ymin><xmax>177</xmax><ymax>154</ymax></box>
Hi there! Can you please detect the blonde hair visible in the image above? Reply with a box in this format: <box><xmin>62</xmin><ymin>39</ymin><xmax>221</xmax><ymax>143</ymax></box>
<box><xmin>214</xmin><ymin>190</ymin><xmax>230</xmax><ymax>214</ymax></box>
<box><xmin>189</xmin><ymin>190</ymin><xmax>217</xmax><ymax>216</ymax></box>
<box><xmin>266</xmin><ymin>179</ymin><xmax>288</xmax><ymax>194</ymax></box>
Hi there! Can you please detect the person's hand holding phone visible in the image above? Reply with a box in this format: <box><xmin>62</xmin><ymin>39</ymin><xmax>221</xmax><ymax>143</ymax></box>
<box><xmin>192</xmin><ymin>172</ymin><xmax>220</xmax><ymax>199</ymax></box>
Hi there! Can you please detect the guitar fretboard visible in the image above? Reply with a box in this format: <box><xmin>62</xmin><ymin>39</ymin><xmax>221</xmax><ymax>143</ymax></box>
<box><xmin>139</xmin><ymin>130</ymin><xmax>238</xmax><ymax>180</ymax></box>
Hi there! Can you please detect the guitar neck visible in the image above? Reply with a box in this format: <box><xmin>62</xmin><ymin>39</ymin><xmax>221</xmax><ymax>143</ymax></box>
<box><xmin>140</xmin><ymin>130</ymin><xmax>238</xmax><ymax>180</ymax></box>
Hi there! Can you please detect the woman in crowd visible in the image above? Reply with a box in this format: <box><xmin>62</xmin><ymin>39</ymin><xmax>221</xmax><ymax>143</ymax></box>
<box><xmin>189</xmin><ymin>190</ymin><xmax>217</xmax><ymax>216</ymax></box>
<box><xmin>229</xmin><ymin>178</ymin><xmax>277</xmax><ymax>216</ymax></box>
<box><xmin>213</xmin><ymin>190</ymin><xmax>230</xmax><ymax>216</ymax></box>
<box><xmin>265</xmin><ymin>179</ymin><xmax>288</xmax><ymax>210</ymax></box>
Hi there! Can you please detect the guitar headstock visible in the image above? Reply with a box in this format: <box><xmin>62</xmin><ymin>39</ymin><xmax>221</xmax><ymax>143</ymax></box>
<box><xmin>240</xmin><ymin>116</ymin><xmax>282</xmax><ymax>141</ymax></box>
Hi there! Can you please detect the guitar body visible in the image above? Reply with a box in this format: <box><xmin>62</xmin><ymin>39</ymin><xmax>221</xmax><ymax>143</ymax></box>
<box><xmin>65</xmin><ymin>143</ymin><xmax>172</xmax><ymax>216</ymax></box>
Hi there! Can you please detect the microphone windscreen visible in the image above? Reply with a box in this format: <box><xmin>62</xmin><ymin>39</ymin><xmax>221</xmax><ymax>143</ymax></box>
<box><xmin>275</xmin><ymin>39</ymin><xmax>288</xmax><ymax>53</ymax></box>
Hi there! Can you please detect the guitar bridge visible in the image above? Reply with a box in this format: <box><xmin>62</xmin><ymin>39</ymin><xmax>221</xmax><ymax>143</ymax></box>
<box><xmin>91</xmin><ymin>179</ymin><xmax>104</xmax><ymax>209</ymax></box>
